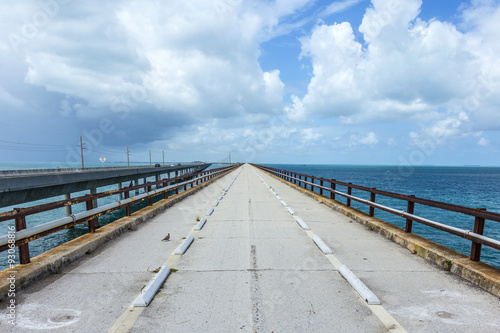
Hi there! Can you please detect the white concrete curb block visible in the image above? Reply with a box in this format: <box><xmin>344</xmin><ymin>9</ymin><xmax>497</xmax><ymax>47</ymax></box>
<box><xmin>174</xmin><ymin>235</ymin><xmax>194</xmax><ymax>255</ymax></box>
<box><xmin>295</xmin><ymin>217</ymin><xmax>310</xmax><ymax>230</ymax></box>
<box><xmin>287</xmin><ymin>207</ymin><xmax>295</xmax><ymax>215</ymax></box>
<box><xmin>280</xmin><ymin>200</ymin><xmax>287</xmax><ymax>207</ymax></box>
<box><xmin>312</xmin><ymin>234</ymin><xmax>333</xmax><ymax>254</ymax></box>
<box><xmin>206</xmin><ymin>207</ymin><xmax>214</xmax><ymax>216</ymax></box>
<box><xmin>194</xmin><ymin>218</ymin><xmax>207</xmax><ymax>230</ymax></box>
<box><xmin>213</xmin><ymin>200</ymin><xmax>219</xmax><ymax>207</ymax></box>
<box><xmin>133</xmin><ymin>266</ymin><xmax>170</xmax><ymax>307</ymax></box>
<box><xmin>218</xmin><ymin>195</ymin><xmax>223</xmax><ymax>200</ymax></box>
<box><xmin>338</xmin><ymin>265</ymin><xmax>381</xmax><ymax>305</ymax></box>
<box><xmin>276</xmin><ymin>196</ymin><xmax>281</xmax><ymax>200</ymax></box>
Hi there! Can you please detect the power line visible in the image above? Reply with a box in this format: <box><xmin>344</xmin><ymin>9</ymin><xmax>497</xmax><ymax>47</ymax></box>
<box><xmin>0</xmin><ymin>146</ymin><xmax>69</xmax><ymax>152</ymax></box>
<box><xmin>0</xmin><ymin>140</ymin><xmax>69</xmax><ymax>147</ymax></box>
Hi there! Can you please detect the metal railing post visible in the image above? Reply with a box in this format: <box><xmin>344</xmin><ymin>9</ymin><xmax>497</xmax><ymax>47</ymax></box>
<box><xmin>14</xmin><ymin>208</ymin><xmax>30</xmax><ymax>264</ymax></box>
<box><xmin>405</xmin><ymin>196</ymin><xmax>415</xmax><ymax>233</ymax></box>
<box><xmin>346</xmin><ymin>184</ymin><xmax>352</xmax><ymax>206</ymax></box>
<box><xmin>320</xmin><ymin>179</ymin><xmax>324</xmax><ymax>196</ymax></box>
<box><xmin>471</xmin><ymin>208</ymin><xmax>487</xmax><ymax>261</ymax></box>
<box><xmin>330</xmin><ymin>181</ymin><xmax>336</xmax><ymax>200</ymax></box>
<box><xmin>369</xmin><ymin>189</ymin><xmax>376</xmax><ymax>217</ymax></box>
<box><xmin>124</xmin><ymin>190</ymin><xmax>131</xmax><ymax>216</ymax></box>
<box><xmin>85</xmin><ymin>195</ymin><xmax>96</xmax><ymax>233</ymax></box>
<box><xmin>163</xmin><ymin>180</ymin><xmax>168</xmax><ymax>199</ymax></box>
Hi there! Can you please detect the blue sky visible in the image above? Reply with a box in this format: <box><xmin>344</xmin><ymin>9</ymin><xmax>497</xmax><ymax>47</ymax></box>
<box><xmin>1</xmin><ymin>0</ymin><xmax>499</xmax><ymax>166</ymax></box>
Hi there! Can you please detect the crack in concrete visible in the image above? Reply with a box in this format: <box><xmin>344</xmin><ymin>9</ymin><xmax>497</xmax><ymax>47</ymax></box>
<box><xmin>248</xmin><ymin>192</ymin><xmax>266</xmax><ymax>333</ymax></box>
<box><xmin>250</xmin><ymin>244</ymin><xmax>265</xmax><ymax>333</ymax></box>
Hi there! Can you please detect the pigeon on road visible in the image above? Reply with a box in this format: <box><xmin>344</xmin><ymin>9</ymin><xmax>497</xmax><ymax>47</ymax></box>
<box><xmin>162</xmin><ymin>233</ymin><xmax>170</xmax><ymax>241</ymax></box>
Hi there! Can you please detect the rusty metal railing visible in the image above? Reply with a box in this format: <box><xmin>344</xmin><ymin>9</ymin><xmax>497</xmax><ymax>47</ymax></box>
<box><xmin>252</xmin><ymin>164</ymin><xmax>500</xmax><ymax>263</ymax></box>
<box><xmin>0</xmin><ymin>164</ymin><xmax>240</xmax><ymax>264</ymax></box>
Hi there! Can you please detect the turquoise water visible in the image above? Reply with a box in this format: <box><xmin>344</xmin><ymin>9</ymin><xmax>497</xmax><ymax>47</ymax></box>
<box><xmin>0</xmin><ymin>162</ymin><xmax>221</xmax><ymax>270</ymax></box>
<box><xmin>262</xmin><ymin>164</ymin><xmax>500</xmax><ymax>269</ymax></box>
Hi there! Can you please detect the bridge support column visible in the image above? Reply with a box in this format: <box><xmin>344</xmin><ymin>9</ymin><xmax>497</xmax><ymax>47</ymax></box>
<box><xmin>134</xmin><ymin>179</ymin><xmax>140</xmax><ymax>195</ymax></box>
<box><xmin>64</xmin><ymin>193</ymin><xmax>72</xmax><ymax>217</ymax></box>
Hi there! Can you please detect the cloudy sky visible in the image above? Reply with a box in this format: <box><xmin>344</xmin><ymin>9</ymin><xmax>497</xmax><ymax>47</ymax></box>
<box><xmin>1</xmin><ymin>0</ymin><xmax>499</xmax><ymax>166</ymax></box>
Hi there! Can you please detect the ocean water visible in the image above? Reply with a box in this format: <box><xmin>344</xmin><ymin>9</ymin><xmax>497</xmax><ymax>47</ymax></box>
<box><xmin>262</xmin><ymin>164</ymin><xmax>500</xmax><ymax>269</ymax></box>
<box><xmin>0</xmin><ymin>162</ymin><xmax>221</xmax><ymax>271</ymax></box>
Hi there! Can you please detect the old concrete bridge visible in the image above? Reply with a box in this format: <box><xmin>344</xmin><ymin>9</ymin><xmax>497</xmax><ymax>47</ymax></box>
<box><xmin>0</xmin><ymin>164</ymin><xmax>499</xmax><ymax>332</ymax></box>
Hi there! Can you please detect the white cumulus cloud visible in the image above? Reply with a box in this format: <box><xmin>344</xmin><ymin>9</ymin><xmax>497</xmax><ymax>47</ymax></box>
<box><xmin>290</xmin><ymin>0</ymin><xmax>500</xmax><ymax>144</ymax></box>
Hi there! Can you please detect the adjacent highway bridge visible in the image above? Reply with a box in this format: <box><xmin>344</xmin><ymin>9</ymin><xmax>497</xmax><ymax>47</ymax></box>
<box><xmin>0</xmin><ymin>163</ymin><xmax>210</xmax><ymax>207</ymax></box>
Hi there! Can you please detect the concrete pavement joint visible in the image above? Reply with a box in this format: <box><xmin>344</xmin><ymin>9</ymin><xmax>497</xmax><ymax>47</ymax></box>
<box><xmin>173</xmin><ymin>268</ymin><xmax>336</xmax><ymax>273</ymax></box>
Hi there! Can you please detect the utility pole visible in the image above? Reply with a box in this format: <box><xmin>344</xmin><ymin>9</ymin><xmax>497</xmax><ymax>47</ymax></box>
<box><xmin>80</xmin><ymin>136</ymin><xmax>84</xmax><ymax>169</ymax></box>
<box><xmin>149</xmin><ymin>150</ymin><xmax>152</xmax><ymax>166</ymax></box>
<box><xmin>162</xmin><ymin>150</ymin><xmax>165</xmax><ymax>166</ymax></box>
<box><xmin>127</xmin><ymin>147</ymin><xmax>130</xmax><ymax>167</ymax></box>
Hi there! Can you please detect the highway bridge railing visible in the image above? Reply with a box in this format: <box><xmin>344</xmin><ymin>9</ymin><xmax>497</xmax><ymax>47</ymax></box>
<box><xmin>252</xmin><ymin>164</ymin><xmax>500</xmax><ymax>264</ymax></box>
<box><xmin>0</xmin><ymin>164</ymin><xmax>240</xmax><ymax>264</ymax></box>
